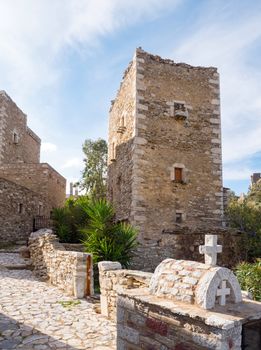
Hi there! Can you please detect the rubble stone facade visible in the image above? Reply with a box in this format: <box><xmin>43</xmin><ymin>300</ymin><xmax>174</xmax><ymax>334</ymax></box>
<box><xmin>0</xmin><ymin>91</ymin><xmax>66</xmax><ymax>242</ymax></box>
<box><xmin>29</xmin><ymin>229</ymin><xmax>93</xmax><ymax>298</ymax></box>
<box><xmin>108</xmin><ymin>49</ymin><xmax>224</xmax><ymax>270</ymax></box>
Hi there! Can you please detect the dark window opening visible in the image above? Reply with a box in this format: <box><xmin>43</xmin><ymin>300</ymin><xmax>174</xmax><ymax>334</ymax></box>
<box><xmin>18</xmin><ymin>203</ymin><xmax>23</xmax><ymax>214</ymax></box>
<box><xmin>13</xmin><ymin>132</ymin><xmax>18</xmax><ymax>144</ymax></box>
<box><xmin>173</xmin><ymin>103</ymin><xmax>188</xmax><ymax>120</ymax></box>
<box><xmin>175</xmin><ymin>212</ymin><xmax>182</xmax><ymax>223</ymax></box>
<box><xmin>38</xmin><ymin>205</ymin><xmax>43</xmax><ymax>215</ymax></box>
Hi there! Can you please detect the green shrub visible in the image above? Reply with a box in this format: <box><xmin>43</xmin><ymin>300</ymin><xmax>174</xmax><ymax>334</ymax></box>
<box><xmin>52</xmin><ymin>196</ymin><xmax>89</xmax><ymax>243</ymax></box>
<box><xmin>80</xmin><ymin>199</ymin><xmax>138</xmax><ymax>267</ymax></box>
<box><xmin>226</xmin><ymin>199</ymin><xmax>261</xmax><ymax>261</ymax></box>
<box><xmin>235</xmin><ymin>260</ymin><xmax>261</xmax><ymax>301</ymax></box>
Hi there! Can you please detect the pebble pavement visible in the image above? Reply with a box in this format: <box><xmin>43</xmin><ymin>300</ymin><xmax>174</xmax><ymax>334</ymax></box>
<box><xmin>0</xmin><ymin>253</ymin><xmax>116</xmax><ymax>349</ymax></box>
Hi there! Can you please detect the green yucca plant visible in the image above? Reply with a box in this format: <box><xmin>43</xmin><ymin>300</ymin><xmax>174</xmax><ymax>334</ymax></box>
<box><xmin>80</xmin><ymin>200</ymin><xmax>138</xmax><ymax>267</ymax></box>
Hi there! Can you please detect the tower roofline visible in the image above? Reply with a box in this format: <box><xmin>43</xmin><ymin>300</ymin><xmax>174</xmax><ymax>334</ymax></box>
<box><xmin>135</xmin><ymin>47</ymin><xmax>218</xmax><ymax>72</ymax></box>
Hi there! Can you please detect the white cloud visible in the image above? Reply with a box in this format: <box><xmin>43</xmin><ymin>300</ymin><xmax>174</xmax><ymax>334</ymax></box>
<box><xmin>41</xmin><ymin>142</ymin><xmax>57</xmax><ymax>153</ymax></box>
<box><xmin>172</xmin><ymin>3</ymin><xmax>261</xmax><ymax>166</ymax></box>
<box><xmin>223</xmin><ymin>167</ymin><xmax>253</xmax><ymax>181</ymax></box>
<box><xmin>62</xmin><ymin>157</ymin><xmax>83</xmax><ymax>169</ymax></box>
<box><xmin>0</xmin><ymin>0</ymin><xmax>178</xmax><ymax>98</ymax></box>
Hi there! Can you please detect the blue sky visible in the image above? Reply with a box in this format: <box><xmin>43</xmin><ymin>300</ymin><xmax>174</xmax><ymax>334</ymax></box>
<box><xmin>0</xmin><ymin>0</ymin><xmax>261</xmax><ymax>195</ymax></box>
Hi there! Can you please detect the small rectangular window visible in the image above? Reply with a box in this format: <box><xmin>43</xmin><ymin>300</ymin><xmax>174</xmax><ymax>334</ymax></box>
<box><xmin>18</xmin><ymin>203</ymin><xmax>23</xmax><ymax>214</ymax></box>
<box><xmin>175</xmin><ymin>212</ymin><xmax>182</xmax><ymax>223</ymax></box>
<box><xmin>175</xmin><ymin>168</ymin><xmax>183</xmax><ymax>182</ymax></box>
<box><xmin>13</xmin><ymin>132</ymin><xmax>18</xmax><ymax>144</ymax></box>
<box><xmin>38</xmin><ymin>204</ymin><xmax>43</xmax><ymax>215</ymax></box>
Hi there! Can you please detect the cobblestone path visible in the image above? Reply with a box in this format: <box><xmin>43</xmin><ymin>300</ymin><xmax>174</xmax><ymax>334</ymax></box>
<box><xmin>0</xmin><ymin>253</ymin><xmax>116</xmax><ymax>349</ymax></box>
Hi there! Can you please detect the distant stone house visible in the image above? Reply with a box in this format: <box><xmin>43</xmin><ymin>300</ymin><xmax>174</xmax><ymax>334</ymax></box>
<box><xmin>0</xmin><ymin>91</ymin><xmax>66</xmax><ymax>242</ymax></box>
<box><xmin>107</xmin><ymin>48</ymin><xmax>227</xmax><ymax>270</ymax></box>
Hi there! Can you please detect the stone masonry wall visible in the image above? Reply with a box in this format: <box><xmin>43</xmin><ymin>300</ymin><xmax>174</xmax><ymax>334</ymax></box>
<box><xmin>0</xmin><ymin>178</ymin><xmax>45</xmax><ymax>242</ymax></box>
<box><xmin>107</xmin><ymin>58</ymin><xmax>136</xmax><ymax>222</ymax></box>
<box><xmin>116</xmin><ymin>292</ymin><xmax>244</xmax><ymax>350</ymax></box>
<box><xmin>98</xmin><ymin>261</ymin><xmax>152</xmax><ymax>320</ymax></box>
<box><xmin>0</xmin><ymin>90</ymin><xmax>66</xmax><ymax>241</ymax></box>
<box><xmin>0</xmin><ymin>91</ymin><xmax>40</xmax><ymax>164</ymax></box>
<box><xmin>107</xmin><ymin>49</ymin><xmax>232</xmax><ymax>271</ymax></box>
<box><xmin>131</xmin><ymin>228</ymin><xmax>246</xmax><ymax>271</ymax></box>
<box><xmin>29</xmin><ymin>229</ymin><xmax>93</xmax><ymax>298</ymax></box>
<box><xmin>131</xmin><ymin>49</ymin><xmax>223</xmax><ymax>241</ymax></box>
<box><xmin>0</xmin><ymin>163</ymin><xmax>66</xmax><ymax>215</ymax></box>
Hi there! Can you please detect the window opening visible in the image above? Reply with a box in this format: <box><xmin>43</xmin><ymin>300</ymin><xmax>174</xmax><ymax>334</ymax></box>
<box><xmin>18</xmin><ymin>203</ymin><xmax>23</xmax><ymax>214</ymax></box>
<box><xmin>175</xmin><ymin>212</ymin><xmax>182</xmax><ymax>223</ymax></box>
<box><xmin>13</xmin><ymin>132</ymin><xmax>18</xmax><ymax>144</ymax></box>
<box><xmin>175</xmin><ymin>168</ymin><xmax>183</xmax><ymax>182</ymax></box>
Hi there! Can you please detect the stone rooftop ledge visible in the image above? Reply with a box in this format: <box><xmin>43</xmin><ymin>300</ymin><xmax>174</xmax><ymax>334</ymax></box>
<box><xmin>118</xmin><ymin>288</ymin><xmax>261</xmax><ymax>330</ymax></box>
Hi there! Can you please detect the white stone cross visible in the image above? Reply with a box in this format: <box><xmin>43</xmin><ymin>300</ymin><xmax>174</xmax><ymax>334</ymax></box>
<box><xmin>199</xmin><ymin>234</ymin><xmax>222</xmax><ymax>266</ymax></box>
<box><xmin>216</xmin><ymin>280</ymin><xmax>230</xmax><ymax>306</ymax></box>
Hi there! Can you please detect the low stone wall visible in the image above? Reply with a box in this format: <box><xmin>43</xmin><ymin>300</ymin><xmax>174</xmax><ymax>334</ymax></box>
<box><xmin>116</xmin><ymin>291</ymin><xmax>261</xmax><ymax>350</ymax></box>
<box><xmin>98</xmin><ymin>261</ymin><xmax>152</xmax><ymax>320</ymax></box>
<box><xmin>63</xmin><ymin>243</ymin><xmax>85</xmax><ymax>252</ymax></box>
<box><xmin>29</xmin><ymin>229</ymin><xmax>93</xmax><ymax>298</ymax></box>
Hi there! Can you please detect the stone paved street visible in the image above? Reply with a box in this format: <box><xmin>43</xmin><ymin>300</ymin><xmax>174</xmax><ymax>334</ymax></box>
<box><xmin>0</xmin><ymin>253</ymin><xmax>116</xmax><ymax>349</ymax></box>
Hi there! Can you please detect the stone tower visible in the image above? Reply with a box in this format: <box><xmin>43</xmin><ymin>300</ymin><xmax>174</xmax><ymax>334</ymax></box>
<box><xmin>0</xmin><ymin>90</ymin><xmax>66</xmax><ymax>242</ymax></box>
<box><xmin>108</xmin><ymin>49</ymin><xmax>223</xmax><ymax>270</ymax></box>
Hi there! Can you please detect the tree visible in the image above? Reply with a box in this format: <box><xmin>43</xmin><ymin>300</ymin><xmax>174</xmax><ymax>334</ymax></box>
<box><xmin>226</xmin><ymin>195</ymin><xmax>261</xmax><ymax>261</ymax></box>
<box><xmin>80</xmin><ymin>138</ymin><xmax>108</xmax><ymax>200</ymax></box>
<box><xmin>248</xmin><ymin>181</ymin><xmax>261</xmax><ymax>207</ymax></box>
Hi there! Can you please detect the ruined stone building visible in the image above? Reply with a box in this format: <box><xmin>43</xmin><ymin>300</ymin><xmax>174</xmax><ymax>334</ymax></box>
<box><xmin>108</xmin><ymin>48</ymin><xmax>227</xmax><ymax>270</ymax></box>
<box><xmin>251</xmin><ymin>172</ymin><xmax>261</xmax><ymax>187</ymax></box>
<box><xmin>0</xmin><ymin>91</ymin><xmax>66</xmax><ymax>242</ymax></box>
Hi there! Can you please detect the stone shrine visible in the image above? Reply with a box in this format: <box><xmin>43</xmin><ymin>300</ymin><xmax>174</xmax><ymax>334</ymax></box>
<box><xmin>98</xmin><ymin>234</ymin><xmax>261</xmax><ymax>349</ymax></box>
<box><xmin>98</xmin><ymin>257</ymin><xmax>261</xmax><ymax>349</ymax></box>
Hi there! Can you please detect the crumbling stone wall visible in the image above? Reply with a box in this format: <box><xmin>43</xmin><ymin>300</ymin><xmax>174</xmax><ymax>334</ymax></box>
<box><xmin>29</xmin><ymin>229</ymin><xmax>93</xmax><ymax>298</ymax></box>
<box><xmin>0</xmin><ymin>178</ymin><xmax>45</xmax><ymax>241</ymax></box>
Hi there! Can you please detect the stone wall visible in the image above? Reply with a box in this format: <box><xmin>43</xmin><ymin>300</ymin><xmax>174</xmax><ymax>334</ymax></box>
<box><xmin>0</xmin><ymin>90</ymin><xmax>66</xmax><ymax>242</ymax></box>
<box><xmin>98</xmin><ymin>261</ymin><xmax>152</xmax><ymax>320</ymax></box>
<box><xmin>107</xmin><ymin>48</ymin><xmax>227</xmax><ymax>270</ymax></box>
<box><xmin>0</xmin><ymin>163</ymin><xmax>66</xmax><ymax>214</ymax></box>
<box><xmin>29</xmin><ymin>229</ymin><xmax>93</xmax><ymax>298</ymax></box>
<box><xmin>107</xmin><ymin>58</ymin><xmax>136</xmax><ymax>222</ymax></box>
<box><xmin>0</xmin><ymin>178</ymin><xmax>45</xmax><ymax>242</ymax></box>
<box><xmin>99</xmin><ymin>258</ymin><xmax>261</xmax><ymax>349</ymax></box>
<box><xmin>132</xmin><ymin>228</ymin><xmax>245</xmax><ymax>271</ymax></box>
<box><xmin>116</xmin><ymin>292</ymin><xmax>260</xmax><ymax>350</ymax></box>
<box><xmin>0</xmin><ymin>91</ymin><xmax>40</xmax><ymax>164</ymax></box>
